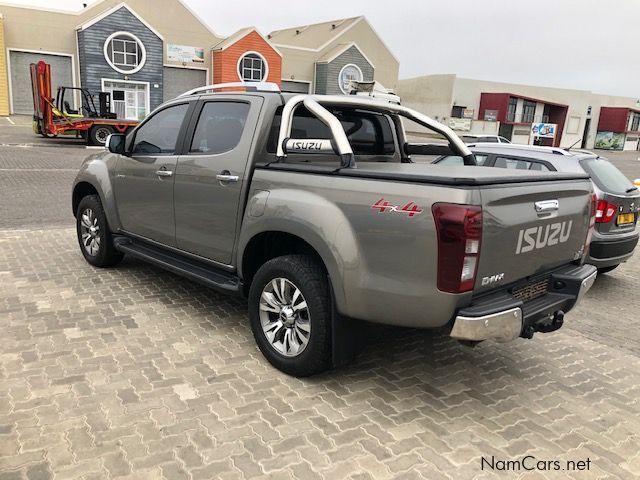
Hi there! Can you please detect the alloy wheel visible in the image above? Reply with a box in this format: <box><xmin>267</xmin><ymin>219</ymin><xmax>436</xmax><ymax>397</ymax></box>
<box><xmin>80</xmin><ymin>208</ymin><xmax>101</xmax><ymax>256</ymax></box>
<box><xmin>259</xmin><ymin>277</ymin><xmax>311</xmax><ymax>357</ymax></box>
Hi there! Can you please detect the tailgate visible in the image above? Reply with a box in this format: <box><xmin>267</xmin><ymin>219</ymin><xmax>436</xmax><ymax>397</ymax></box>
<box><xmin>475</xmin><ymin>179</ymin><xmax>592</xmax><ymax>293</ymax></box>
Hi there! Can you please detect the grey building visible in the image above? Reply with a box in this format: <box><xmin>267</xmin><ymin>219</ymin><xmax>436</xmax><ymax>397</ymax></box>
<box><xmin>77</xmin><ymin>6</ymin><xmax>164</xmax><ymax>119</ymax></box>
<box><xmin>0</xmin><ymin>0</ymin><xmax>218</xmax><ymax>117</ymax></box>
<box><xmin>314</xmin><ymin>43</ymin><xmax>374</xmax><ymax>95</ymax></box>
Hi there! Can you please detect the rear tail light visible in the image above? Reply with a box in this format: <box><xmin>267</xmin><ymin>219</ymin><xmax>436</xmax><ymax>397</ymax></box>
<box><xmin>595</xmin><ymin>199</ymin><xmax>617</xmax><ymax>223</ymax></box>
<box><xmin>583</xmin><ymin>192</ymin><xmax>597</xmax><ymax>260</ymax></box>
<box><xmin>432</xmin><ymin>203</ymin><xmax>482</xmax><ymax>293</ymax></box>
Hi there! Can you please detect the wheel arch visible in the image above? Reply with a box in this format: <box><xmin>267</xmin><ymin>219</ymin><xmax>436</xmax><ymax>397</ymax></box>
<box><xmin>72</xmin><ymin>156</ymin><xmax>121</xmax><ymax>230</ymax></box>
<box><xmin>72</xmin><ymin>181</ymin><xmax>99</xmax><ymax>217</ymax></box>
<box><xmin>239</xmin><ymin>228</ymin><xmax>346</xmax><ymax>310</ymax></box>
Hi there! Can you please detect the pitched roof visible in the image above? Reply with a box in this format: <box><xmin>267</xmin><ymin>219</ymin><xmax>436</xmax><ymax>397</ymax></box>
<box><xmin>77</xmin><ymin>3</ymin><xmax>163</xmax><ymax>39</ymax></box>
<box><xmin>212</xmin><ymin>27</ymin><xmax>255</xmax><ymax>50</ymax></box>
<box><xmin>0</xmin><ymin>0</ymin><xmax>219</xmax><ymax>37</ymax></box>
<box><xmin>316</xmin><ymin>42</ymin><xmax>375</xmax><ymax>67</ymax></box>
<box><xmin>268</xmin><ymin>16</ymin><xmax>363</xmax><ymax>50</ymax></box>
<box><xmin>212</xmin><ymin>26</ymin><xmax>282</xmax><ymax>56</ymax></box>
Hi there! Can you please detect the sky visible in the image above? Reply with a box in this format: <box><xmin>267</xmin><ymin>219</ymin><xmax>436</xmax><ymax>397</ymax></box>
<box><xmin>10</xmin><ymin>0</ymin><xmax>640</xmax><ymax>98</ymax></box>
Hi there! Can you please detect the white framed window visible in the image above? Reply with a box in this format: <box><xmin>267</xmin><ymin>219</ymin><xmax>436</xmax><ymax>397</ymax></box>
<box><xmin>338</xmin><ymin>64</ymin><xmax>363</xmax><ymax>94</ymax></box>
<box><xmin>101</xmin><ymin>79</ymin><xmax>149</xmax><ymax>121</ymax></box>
<box><xmin>103</xmin><ymin>31</ymin><xmax>146</xmax><ymax>74</ymax></box>
<box><xmin>237</xmin><ymin>51</ymin><xmax>268</xmax><ymax>82</ymax></box>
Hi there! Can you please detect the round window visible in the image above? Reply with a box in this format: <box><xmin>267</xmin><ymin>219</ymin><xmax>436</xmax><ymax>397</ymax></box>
<box><xmin>103</xmin><ymin>31</ymin><xmax>146</xmax><ymax>74</ymax></box>
<box><xmin>238</xmin><ymin>52</ymin><xmax>268</xmax><ymax>82</ymax></box>
<box><xmin>338</xmin><ymin>64</ymin><xmax>363</xmax><ymax>94</ymax></box>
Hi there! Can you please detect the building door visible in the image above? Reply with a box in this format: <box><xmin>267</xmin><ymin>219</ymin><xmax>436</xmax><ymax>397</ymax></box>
<box><xmin>102</xmin><ymin>79</ymin><xmax>148</xmax><ymax>120</ymax></box>
<box><xmin>581</xmin><ymin>118</ymin><xmax>591</xmax><ymax>148</ymax></box>
<box><xmin>9</xmin><ymin>51</ymin><xmax>72</xmax><ymax>114</ymax></box>
<box><xmin>163</xmin><ymin>67</ymin><xmax>206</xmax><ymax>101</ymax></box>
<box><xmin>498</xmin><ymin>123</ymin><xmax>514</xmax><ymax>141</ymax></box>
<box><xmin>281</xmin><ymin>80</ymin><xmax>311</xmax><ymax>93</ymax></box>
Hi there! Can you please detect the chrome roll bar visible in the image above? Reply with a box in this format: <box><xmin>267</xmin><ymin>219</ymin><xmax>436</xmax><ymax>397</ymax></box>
<box><xmin>275</xmin><ymin>95</ymin><xmax>473</xmax><ymax>166</ymax></box>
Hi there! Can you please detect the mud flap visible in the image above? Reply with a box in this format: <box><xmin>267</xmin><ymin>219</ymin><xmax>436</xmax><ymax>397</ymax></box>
<box><xmin>329</xmin><ymin>283</ymin><xmax>366</xmax><ymax>368</ymax></box>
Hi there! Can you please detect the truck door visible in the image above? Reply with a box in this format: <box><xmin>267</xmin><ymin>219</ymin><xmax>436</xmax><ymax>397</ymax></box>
<box><xmin>173</xmin><ymin>96</ymin><xmax>263</xmax><ymax>264</ymax></box>
<box><xmin>115</xmin><ymin>102</ymin><xmax>191</xmax><ymax>246</ymax></box>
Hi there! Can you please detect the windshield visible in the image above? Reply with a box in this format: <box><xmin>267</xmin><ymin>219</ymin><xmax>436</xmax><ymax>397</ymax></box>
<box><xmin>580</xmin><ymin>158</ymin><xmax>635</xmax><ymax>195</ymax></box>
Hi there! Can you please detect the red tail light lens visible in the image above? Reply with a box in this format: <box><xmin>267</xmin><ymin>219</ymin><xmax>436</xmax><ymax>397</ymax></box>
<box><xmin>432</xmin><ymin>203</ymin><xmax>482</xmax><ymax>293</ymax></box>
<box><xmin>595</xmin><ymin>199</ymin><xmax>617</xmax><ymax>223</ymax></box>
<box><xmin>583</xmin><ymin>192</ymin><xmax>597</xmax><ymax>261</ymax></box>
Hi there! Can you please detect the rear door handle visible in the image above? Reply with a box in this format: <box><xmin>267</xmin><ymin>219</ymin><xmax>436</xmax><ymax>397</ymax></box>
<box><xmin>216</xmin><ymin>173</ymin><xmax>239</xmax><ymax>183</ymax></box>
<box><xmin>535</xmin><ymin>200</ymin><xmax>559</xmax><ymax>213</ymax></box>
<box><xmin>156</xmin><ymin>169</ymin><xmax>173</xmax><ymax>177</ymax></box>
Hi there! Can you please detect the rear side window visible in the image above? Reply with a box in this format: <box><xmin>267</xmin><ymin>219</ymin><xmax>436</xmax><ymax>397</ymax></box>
<box><xmin>529</xmin><ymin>162</ymin><xmax>550</xmax><ymax>171</ymax></box>
<box><xmin>495</xmin><ymin>156</ymin><xmax>532</xmax><ymax>170</ymax></box>
<box><xmin>132</xmin><ymin>103</ymin><xmax>189</xmax><ymax>155</ymax></box>
<box><xmin>494</xmin><ymin>156</ymin><xmax>551</xmax><ymax>171</ymax></box>
<box><xmin>267</xmin><ymin>107</ymin><xmax>395</xmax><ymax>156</ymax></box>
<box><xmin>436</xmin><ymin>154</ymin><xmax>488</xmax><ymax>166</ymax></box>
<box><xmin>189</xmin><ymin>102</ymin><xmax>250</xmax><ymax>154</ymax></box>
<box><xmin>580</xmin><ymin>158</ymin><xmax>634</xmax><ymax>195</ymax></box>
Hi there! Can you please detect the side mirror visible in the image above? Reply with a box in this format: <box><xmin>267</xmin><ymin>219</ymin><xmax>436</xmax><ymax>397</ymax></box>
<box><xmin>106</xmin><ymin>133</ymin><xmax>126</xmax><ymax>155</ymax></box>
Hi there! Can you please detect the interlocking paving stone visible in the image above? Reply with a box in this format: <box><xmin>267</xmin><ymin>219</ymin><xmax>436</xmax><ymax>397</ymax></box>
<box><xmin>1</xmin><ymin>227</ymin><xmax>639</xmax><ymax>479</ymax></box>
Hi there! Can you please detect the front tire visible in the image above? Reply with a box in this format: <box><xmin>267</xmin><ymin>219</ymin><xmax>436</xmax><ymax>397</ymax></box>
<box><xmin>248</xmin><ymin>255</ymin><xmax>332</xmax><ymax>377</ymax></box>
<box><xmin>76</xmin><ymin>195</ymin><xmax>123</xmax><ymax>267</ymax></box>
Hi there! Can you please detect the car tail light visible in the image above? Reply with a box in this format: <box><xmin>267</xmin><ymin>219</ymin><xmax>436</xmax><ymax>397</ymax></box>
<box><xmin>432</xmin><ymin>203</ymin><xmax>482</xmax><ymax>293</ymax></box>
<box><xmin>595</xmin><ymin>199</ymin><xmax>617</xmax><ymax>223</ymax></box>
<box><xmin>582</xmin><ymin>192</ymin><xmax>597</xmax><ymax>261</ymax></box>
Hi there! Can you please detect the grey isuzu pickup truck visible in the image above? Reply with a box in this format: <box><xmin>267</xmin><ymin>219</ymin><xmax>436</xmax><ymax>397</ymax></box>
<box><xmin>72</xmin><ymin>83</ymin><xmax>597</xmax><ymax>376</ymax></box>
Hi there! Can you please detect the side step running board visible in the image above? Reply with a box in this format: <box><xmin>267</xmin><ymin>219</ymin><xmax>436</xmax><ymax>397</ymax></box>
<box><xmin>113</xmin><ymin>237</ymin><xmax>242</xmax><ymax>295</ymax></box>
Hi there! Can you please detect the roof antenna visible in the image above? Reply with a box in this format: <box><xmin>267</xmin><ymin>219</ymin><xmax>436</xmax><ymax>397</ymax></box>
<box><xmin>565</xmin><ymin>138</ymin><xmax>581</xmax><ymax>152</ymax></box>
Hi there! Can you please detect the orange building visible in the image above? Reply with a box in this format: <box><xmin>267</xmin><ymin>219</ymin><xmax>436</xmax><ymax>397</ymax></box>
<box><xmin>212</xmin><ymin>27</ymin><xmax>282</xmax><ymax>86</ymax></box>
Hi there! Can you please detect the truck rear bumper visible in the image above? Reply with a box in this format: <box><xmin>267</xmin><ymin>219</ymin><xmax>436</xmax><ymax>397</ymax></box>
<box><xmin>450</xmin><ymin>264</ymin><xmax>597</xmax><ymax>342</ymax></box>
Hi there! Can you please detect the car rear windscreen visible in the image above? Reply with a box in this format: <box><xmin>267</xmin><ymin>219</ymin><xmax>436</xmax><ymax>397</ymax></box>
<box><xmin>580</xmin><ymin>158</ymin><xmax>635</xmax><ymax>195</ymax></box>
<box><xmin>267</xmin><ymin>106</ymin><xmax>395</xmax><ymax>156</ymax></box>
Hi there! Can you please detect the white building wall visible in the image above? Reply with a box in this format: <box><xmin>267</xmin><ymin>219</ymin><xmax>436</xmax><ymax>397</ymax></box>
<box><xmin>398</xmin><ymin>74</ymin><xmax>640</xmax><ymax>149</ymax></box>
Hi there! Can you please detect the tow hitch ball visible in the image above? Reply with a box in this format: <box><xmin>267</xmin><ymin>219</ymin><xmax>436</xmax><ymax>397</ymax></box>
<box><xmin>521</xmin><ymin>310</ymin><xmax>565</xmax><ymax>339</ymax></box>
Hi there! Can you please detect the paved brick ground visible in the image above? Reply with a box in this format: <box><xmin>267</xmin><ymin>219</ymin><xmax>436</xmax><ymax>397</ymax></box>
<box><xmin>0</xmin><ymin>146</ymin><xmax>87</xmax><ymax>228</ymax></box>
<box><xmin>1</xmin><ymin>140</ymin><xmax>640</xmax><ymax>479</ymax></box>
<box><xmin>1</xmin><ymin>228</ymin><xmax>640</xmax><ymax>480</ymax></box>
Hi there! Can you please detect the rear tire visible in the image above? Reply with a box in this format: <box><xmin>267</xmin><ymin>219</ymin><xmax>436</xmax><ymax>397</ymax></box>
<box><xmin>89</xmin><ymin>125</ymin><xmax>113</xmax><ymax>146</ymax></box>
<box><xmin>76</xmin><ymin>194</ymin><xmax>123</xmax><ymax>268</ymax></box>
<box><xmin>248</xmin><ymin>255</ymin><xmax>332</xmax><ymax>377</ymax></box>
<box><xmin>597</xmin><ymin>264</ymin><xmax>619</xmax><ymax>274</ymax></box>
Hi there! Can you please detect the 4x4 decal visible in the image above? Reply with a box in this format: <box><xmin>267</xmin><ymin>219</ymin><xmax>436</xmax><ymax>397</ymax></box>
<box><xmin>371</xmin><ymin>198</ymin><xmax>423</xmax><ymax>217</ymax></box>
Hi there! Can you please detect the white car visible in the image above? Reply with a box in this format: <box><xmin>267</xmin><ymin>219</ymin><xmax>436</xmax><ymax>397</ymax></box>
<box><xmin>460</xmin><ymin>134</ymin><xmax>511</xmax><ymax>144</ymax></box>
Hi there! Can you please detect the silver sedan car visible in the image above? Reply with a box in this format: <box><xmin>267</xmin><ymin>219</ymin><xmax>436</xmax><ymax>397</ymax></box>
<box><xmin>433</xmin><ymin>145</ymin><xmax>639</xmax><ymax>273</ymax></box>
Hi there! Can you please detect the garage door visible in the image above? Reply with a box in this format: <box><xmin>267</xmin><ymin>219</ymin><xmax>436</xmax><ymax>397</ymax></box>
<box><xmin>281</xmin><ymin>80</ymin><xmax>310</xmax><ymax>93</ymax></box>
<box><xmin>163</xmin><ymin>67</ymin><xmax>206</xmax><ymax>101</ymax></box>
<box><xmin>9</xmin><ymin>51</ymin><xmax>73</xmax><ymax>115</ymax></box>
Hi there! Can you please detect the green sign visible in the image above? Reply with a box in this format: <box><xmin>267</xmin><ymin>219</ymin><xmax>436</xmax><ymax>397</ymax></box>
<box><xmin>594</xmin><ymin>131</ymin><xmax>625</xmax><ymax>150</ymax></box>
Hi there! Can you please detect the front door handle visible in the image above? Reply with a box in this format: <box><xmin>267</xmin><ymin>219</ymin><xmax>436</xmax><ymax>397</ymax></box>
<box><xmin>156</xmin><ymin>169</ymin><xmax>173</xmax><ymax>178</ymax></box>
<box><xmin>216</xmin><ymin>172</ymin><xmax>239</xmax><ymax>183</ymax></box>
